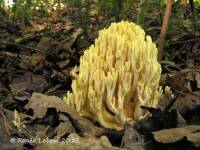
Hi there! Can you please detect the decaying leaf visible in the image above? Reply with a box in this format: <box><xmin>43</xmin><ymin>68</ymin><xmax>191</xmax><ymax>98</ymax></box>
<box><xmin>54</xmin><ymin>122</ymin><xmax>75</xmax><ymax>138</ymax></box>
<box><xmin>25</xmin><ymin>93</ymin><xmax>104</xmax><ymax>137</ymax></box>
<box><xmin>19</xmin><ymin>55</ymin><xmax>31</xmax><ymax>69</ymax></box>
<box><xmin>153</xmin><ymin>125</ymin><xmax>200</xmax><ymax>147</ymax></box>
<box><xmin>13</xmin><ymin>91</ymin><xmax>31</xmax><ymax>101</ymax></box>
<box><xmin>10</xmin><ymin>74</ymin><xmax>32</xmax><ymax>94</ymax></box>
<box><xmin>25</xmin><ymin>93</ymin><xmax>71</xmax><ymax>118</ymax></box>
<box><xmin>0</xmin><ymin>107</ymin><xmax>14</xmax><ymax>135</ymax></box>
<box><xmin>36</xmin><ymin>37</ymin><xmax>52</xmax><ymax>52</ymax></box>
<box><xmin>121</xmin><ymin>125</ymin><xmax>144</xmax><ymax>150</ymax></box>
<box><xmin>176</xmin><ymin>111</ymin><xmax>186</xmax><ymax>126</ymax></box>
<box><xmin>57</xmin><ymin>59</ymin><xmax>70</xmax><ymax>69</ymax></box>
<box><xmin>167</xmin><ymin>69</ymin><xmax>200</xmax><ymax>93</ymax></box>
<box><xmin>10</xmin><ymin>73</ymin><xmax>48</xmax><ymax>94</ymax></box>
<box><xmin>0</xmin><ymin>109</ymin><xmax>13</xmax><ymax>136</ymax></box>
<box><xmin>170</xmin><ymin>92</ymin><xmax>200</xmax><ymax>113</ymax></box>
<box><xmin>31</xmin><ymin>53</ymin><xmax>45</xmax><ymax>67</ymax></box>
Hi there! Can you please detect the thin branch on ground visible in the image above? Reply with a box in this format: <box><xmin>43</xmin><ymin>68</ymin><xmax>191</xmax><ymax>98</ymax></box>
<box><xmin>0</xmin><ymin>42</ymin><xmax>45</xmax><ymax>54</ymax></box>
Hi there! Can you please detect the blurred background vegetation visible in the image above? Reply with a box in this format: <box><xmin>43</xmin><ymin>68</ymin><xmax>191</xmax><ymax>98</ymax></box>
<box><xmin>0</xmin><ymin>0</ymin><xmax>200</xmax><ymax>60</ymax></box>
<box><xmin>0</xmin><ymin>0</ymin><xmax>199</xmax><ymax>25</ymax></box>
<box><xmin>0</xmin><ymin>0</ymin><xmax>199</xmax><ymax>34</ymax></box>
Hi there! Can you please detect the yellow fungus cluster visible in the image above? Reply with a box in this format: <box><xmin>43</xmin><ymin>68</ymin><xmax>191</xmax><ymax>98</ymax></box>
<box><xmin>64</xmin><ymin>21</ymin><xmax>163</xmax><ymax>130</ymax></box>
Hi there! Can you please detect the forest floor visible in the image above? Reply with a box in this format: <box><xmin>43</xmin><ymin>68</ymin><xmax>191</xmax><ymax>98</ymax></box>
<box><xmin>0</xmin><ymin>4</ymin><xmax>200</xmax><ymax>150</ymax></box>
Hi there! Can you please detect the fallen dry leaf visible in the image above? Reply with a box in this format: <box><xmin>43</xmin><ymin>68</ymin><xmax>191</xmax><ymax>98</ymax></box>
<box><xmin>166</xmin><ymin>68</ymin><xmax>200</xmax><ymax>94</ymax></box>
<box><xmin>31</xmin><ymin>53</ymin><xmax>45</xmax><ymax>67</ymax></box>
<box><xmin>0</xmin><ymin>109</ymin><xmax>13</xmax><ymax>136</ymax></box>
<box><xmin>33</xmin><ymin>124</ymin><xmax>49</xmax><ymax>140</ymax></box>
<box><xmin>121</xmin><ymin>125</ymin><xmax>144</xmax><ymax>150</ymax></box>
<box><xmin>36</xmin><ymin>37</ymin><xmax>52</xmax><ymax>52</ymax></box>
<box><xmin>0</xmin><ymin>106</ymin><xmax>16</xmax><ymax>135</ymax></box>
<box><xmin>153</xmin><ymin>125</ymin><xmax>200</xmax><ymax>147</ymax></box>
<box><xmin>57</xmin><ymin>59</ymin><xmax>70</xmax><ymax>69</ymax></box>
<box><xmin>176</xmin><ymin>111</ymin><xmax>186</xmax><ymax>126</ymax></box>
<box><xmin>25</xmin><ymin>93</ymin><xmax>104</xmax><ymax>137</ymax></box>
<box><xmin>10</xmin><ymin>74</ymin><xmax>32</xmax><ymax>94</ymax></box>
<box><xmin>19</xmin><ymin>55</ymin><xmax>31</xmax><ymax>69</ymax></box>
<box><xmin>10</xmin><ymin>73</ymin><xmax>48</xmax><ymax>94</ymax></box>
<box><xmin>170</xmin><ymin>92</ymin><xmax>200</xmax><ymax>113</ymax></box>
<box><xmin>54</xmin><ymin>122</ymin><xmax>75</xmax><ymax>138</ymax></box>
<box><xmin>13</xmin><ymin>91</ymin><xmax>31</xmax><ymax>101</ymax></box>
<box><xmin>25</xmin><ymin>93</ymin><xmax>71</xmax><ymax>118</ymax></box>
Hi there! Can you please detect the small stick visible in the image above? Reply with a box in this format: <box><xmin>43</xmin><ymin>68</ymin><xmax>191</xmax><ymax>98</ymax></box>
<box><xmin>0</xmin><ymin>42</ymin><xmax>45</xmax><ymax>54</ymax></box>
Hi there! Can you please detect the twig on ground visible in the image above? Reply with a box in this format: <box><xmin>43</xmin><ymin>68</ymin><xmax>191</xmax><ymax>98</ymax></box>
<box><xmin>0</xmin><ymin>42</ymin><xmax>45</xmax><ymax>54</ymax></box>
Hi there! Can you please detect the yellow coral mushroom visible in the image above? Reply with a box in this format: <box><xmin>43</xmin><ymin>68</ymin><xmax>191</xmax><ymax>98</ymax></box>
<box><xmin>64</xmin><ymin>21</ymin><xmax>163</xmax><ymax>130</ymax></box>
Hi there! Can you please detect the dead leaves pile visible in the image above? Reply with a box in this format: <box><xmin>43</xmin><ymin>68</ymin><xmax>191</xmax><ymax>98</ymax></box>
<box><xmin>0</xmin><ymin>93</ymin><xmax>124</xmax><ymax>150</ymax></box>
<box><xmin>1</xmin><ymin>79</ymin><xmax>199</xmax><ymax>150</ymax></box>
<box><xmin>0</xmin><ymin>18</ymin><xmax>92</xmax><ymax>101</ymax></box>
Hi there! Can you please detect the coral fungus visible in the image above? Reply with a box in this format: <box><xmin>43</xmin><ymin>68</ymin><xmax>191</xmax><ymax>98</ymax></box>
<box><xmin>64</xmin><ymin>21</ymin><xmax>163</xmax><ymax>130</ymax></box>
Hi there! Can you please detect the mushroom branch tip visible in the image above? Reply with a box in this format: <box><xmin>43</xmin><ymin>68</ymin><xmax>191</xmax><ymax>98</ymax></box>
<box><xmin>64</xmin><ymin>21</ymin><xmax>170</xmax><ymax>130</ymax></box>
